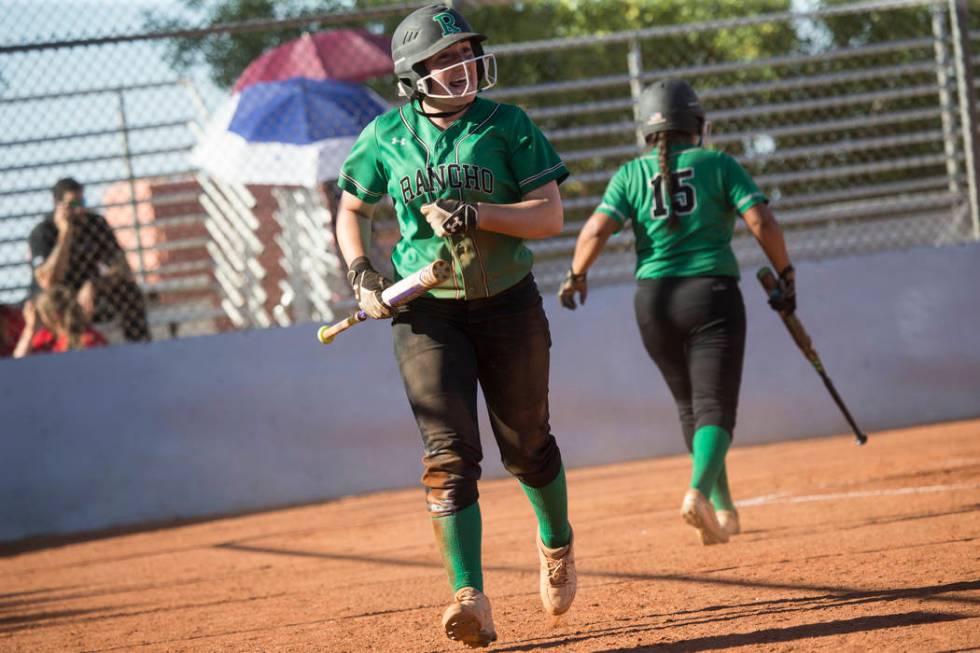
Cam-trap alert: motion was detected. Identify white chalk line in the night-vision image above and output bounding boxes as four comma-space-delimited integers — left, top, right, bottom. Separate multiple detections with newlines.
737, 482, 980, 508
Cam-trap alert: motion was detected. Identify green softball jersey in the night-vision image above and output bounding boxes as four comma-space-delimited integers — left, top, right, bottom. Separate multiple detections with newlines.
338, 97, 568, 299
596, 143, 767, 279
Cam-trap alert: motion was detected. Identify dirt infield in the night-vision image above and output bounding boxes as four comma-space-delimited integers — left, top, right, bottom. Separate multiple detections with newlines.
2, 419, 979, 652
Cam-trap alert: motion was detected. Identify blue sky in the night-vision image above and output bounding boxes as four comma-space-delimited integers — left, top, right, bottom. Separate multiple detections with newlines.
0, 0, 228, 300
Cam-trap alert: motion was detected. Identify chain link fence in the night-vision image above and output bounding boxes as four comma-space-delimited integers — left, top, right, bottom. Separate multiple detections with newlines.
0, 0, 977, 356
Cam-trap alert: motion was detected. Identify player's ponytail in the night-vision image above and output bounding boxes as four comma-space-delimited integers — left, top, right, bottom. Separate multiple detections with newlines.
655, 132, 680, 231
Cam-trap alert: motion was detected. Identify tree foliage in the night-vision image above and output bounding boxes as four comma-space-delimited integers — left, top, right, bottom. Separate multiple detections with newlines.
147, 0, 804, 90
144, 0, 354, 88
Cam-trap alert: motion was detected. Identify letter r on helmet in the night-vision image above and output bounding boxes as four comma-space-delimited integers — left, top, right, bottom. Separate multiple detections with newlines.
433, 13, 462, 36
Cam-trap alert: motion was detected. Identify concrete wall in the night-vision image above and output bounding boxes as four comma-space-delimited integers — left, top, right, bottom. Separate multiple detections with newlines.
3, 242, 978, 542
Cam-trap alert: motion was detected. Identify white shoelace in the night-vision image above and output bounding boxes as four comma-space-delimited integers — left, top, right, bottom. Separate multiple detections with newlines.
547, 555, 569, 585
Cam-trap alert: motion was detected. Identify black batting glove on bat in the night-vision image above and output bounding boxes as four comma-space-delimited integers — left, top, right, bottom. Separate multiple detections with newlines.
421, 199, 479, 237
347, 256, 393, 319
558, 268, 588, 310
767, 264, 796, 315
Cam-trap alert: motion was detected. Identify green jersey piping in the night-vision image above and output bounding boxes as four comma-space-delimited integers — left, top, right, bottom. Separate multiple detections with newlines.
339, 172, 384, 199
736, 192, 767, 212
520, 162, 565, 190
597, 203, 628, 222
339, 121, 386, 200
454, 102, 501, 298
398, 104, 464, 297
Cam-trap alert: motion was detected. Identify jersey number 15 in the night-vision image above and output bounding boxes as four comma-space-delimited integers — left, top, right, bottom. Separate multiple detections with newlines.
649, 168, 696, 220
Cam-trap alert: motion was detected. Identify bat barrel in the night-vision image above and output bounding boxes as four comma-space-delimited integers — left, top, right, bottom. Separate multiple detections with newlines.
316, 259, 451, 346
380, 259, 451, 308
820, 373, 868, 445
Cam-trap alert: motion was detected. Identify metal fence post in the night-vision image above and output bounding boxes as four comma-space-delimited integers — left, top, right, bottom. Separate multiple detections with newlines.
273, 191, 311, 325
115, 88, 148, 281
930, 5, 962, 198
179, 78, 211, 124
949, 0, 980, 239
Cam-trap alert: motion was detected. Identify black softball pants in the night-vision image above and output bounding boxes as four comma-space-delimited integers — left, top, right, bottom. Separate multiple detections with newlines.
392, 275, 563, 516
633, 276, 746, 452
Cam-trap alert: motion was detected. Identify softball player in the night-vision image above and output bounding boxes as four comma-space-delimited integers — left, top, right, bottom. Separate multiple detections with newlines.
335, 4, 575, 647
559, 79, 796, 546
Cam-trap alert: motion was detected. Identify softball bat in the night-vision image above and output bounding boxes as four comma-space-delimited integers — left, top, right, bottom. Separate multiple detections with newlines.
757, 267, 868, 445
317, 259, 451, 345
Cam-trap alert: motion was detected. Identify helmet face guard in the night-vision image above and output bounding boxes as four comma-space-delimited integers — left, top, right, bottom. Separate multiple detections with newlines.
405, 53, 497, 99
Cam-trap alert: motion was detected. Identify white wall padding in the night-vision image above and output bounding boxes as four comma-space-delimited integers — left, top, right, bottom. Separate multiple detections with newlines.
2, 242, 978, 542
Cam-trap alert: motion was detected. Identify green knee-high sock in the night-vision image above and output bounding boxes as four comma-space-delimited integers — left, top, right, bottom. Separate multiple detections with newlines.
520, 465, 572, 548
432, 502, 483, 592
690, 426, 731, 498
709, 462, 737, 512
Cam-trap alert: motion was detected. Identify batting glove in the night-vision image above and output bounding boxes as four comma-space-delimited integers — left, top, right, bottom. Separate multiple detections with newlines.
558, 268, 588, 310
347, 256, 393, 319
421, 199, 479, 237
767, 264, 796, 315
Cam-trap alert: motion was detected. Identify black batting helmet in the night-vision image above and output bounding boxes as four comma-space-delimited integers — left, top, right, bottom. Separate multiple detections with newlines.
638, 79, 705, 139
391, 4, 487, 99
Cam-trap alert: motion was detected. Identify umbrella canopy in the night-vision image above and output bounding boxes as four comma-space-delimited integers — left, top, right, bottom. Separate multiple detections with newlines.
233, 29, 393, 93
229, 78, 384, 144
191, 78, 388, 187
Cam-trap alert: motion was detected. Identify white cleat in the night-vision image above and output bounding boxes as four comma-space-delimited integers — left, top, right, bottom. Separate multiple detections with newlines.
681, 489, 729, 545
442, 587, 497, 648
716, 508, 741, 537
537, 531, 577, 615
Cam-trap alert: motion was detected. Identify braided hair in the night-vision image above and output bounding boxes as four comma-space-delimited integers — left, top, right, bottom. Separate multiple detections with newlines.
651, 131, 682, 231
653, 132, 681, 231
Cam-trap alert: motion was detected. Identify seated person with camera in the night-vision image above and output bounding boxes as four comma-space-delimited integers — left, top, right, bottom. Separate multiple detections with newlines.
29, 177, 150, 343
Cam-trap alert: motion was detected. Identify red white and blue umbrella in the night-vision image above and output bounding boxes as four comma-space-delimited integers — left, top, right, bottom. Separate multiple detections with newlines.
191, 27, 392, 188
232, 29, 392, 92
191, 77, 389, 187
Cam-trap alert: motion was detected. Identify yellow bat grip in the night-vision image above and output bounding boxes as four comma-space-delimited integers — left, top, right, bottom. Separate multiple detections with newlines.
317, 312, 365, 345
